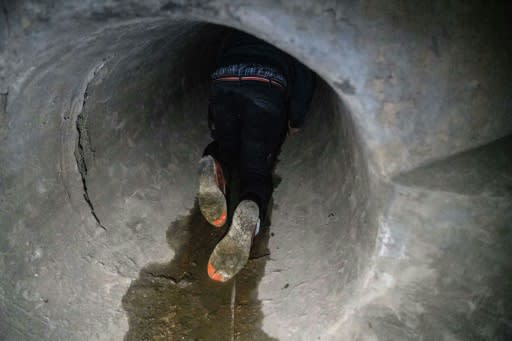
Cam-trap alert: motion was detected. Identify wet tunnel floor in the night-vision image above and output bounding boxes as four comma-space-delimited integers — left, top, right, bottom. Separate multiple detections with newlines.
122, 200, 278, 340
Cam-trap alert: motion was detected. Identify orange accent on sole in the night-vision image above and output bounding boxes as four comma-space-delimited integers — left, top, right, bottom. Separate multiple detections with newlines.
212, 210, 227, 228
208, 262, 225, 282
214, 160, 226, 194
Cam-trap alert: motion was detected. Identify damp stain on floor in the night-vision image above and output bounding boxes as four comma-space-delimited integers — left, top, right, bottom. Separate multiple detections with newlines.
122, 201, 277, 340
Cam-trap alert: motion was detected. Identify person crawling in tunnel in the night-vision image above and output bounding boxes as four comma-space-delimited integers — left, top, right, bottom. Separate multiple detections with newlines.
198, 30, 315, 282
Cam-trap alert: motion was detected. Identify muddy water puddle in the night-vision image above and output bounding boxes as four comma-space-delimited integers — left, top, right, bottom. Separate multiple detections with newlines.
122, 201, 277, 340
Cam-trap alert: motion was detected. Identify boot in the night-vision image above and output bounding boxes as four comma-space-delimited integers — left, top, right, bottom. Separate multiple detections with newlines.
207, 200, 260, 282
198, 155, 227, 228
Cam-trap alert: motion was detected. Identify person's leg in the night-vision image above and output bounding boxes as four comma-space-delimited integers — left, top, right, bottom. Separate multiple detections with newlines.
207, 82, 287, 282
238, 82, 287, 223
204, 82, 244, 170
199, 82, 244, 227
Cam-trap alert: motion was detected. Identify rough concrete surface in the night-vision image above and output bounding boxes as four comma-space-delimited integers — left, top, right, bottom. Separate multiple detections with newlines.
0, 0, 511, 340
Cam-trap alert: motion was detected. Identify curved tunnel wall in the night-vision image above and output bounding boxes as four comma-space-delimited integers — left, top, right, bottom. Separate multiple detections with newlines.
0, 1, 511, 340
75, 21, 375, 338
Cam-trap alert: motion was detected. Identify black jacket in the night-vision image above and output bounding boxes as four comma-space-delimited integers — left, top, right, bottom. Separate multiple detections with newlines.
217, 31, 316, 128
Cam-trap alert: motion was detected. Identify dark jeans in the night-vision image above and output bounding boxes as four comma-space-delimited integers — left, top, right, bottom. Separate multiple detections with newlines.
204, 80, 288, 220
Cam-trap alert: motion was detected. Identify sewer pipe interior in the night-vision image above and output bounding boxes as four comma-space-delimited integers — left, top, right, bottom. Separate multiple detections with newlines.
1, 3, 511, 340
77, 22, 373, 339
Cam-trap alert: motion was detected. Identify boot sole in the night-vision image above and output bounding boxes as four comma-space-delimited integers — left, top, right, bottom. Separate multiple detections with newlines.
198, 156, 227, 228
208, 200, 259, 282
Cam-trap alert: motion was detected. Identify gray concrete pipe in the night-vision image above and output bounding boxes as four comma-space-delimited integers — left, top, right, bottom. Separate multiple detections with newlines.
0, 1, 511, 340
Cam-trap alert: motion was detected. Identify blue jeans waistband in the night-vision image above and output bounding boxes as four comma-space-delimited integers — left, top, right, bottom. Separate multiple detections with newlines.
212, 64, 287, 87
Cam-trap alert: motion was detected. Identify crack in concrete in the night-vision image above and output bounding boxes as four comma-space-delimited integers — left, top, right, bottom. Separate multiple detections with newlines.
143, 271, 179, 284
0, 0, 9, 47
0, 92, 8, 140
0, 92, 7, 116
76, 111, 106, 230
74, 62, 107, 231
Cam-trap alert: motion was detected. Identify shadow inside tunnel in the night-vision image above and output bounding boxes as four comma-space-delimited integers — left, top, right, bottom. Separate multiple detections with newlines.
122, 196, 278, 340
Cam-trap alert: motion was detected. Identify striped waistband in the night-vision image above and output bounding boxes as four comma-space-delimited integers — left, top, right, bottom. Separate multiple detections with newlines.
211, 64, 287, 88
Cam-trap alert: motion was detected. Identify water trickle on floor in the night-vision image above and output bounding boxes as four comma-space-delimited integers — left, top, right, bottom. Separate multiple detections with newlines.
122, 200, 277, 340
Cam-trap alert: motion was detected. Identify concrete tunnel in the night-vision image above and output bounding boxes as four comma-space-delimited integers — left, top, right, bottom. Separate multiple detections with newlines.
0, 1, 511, 340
